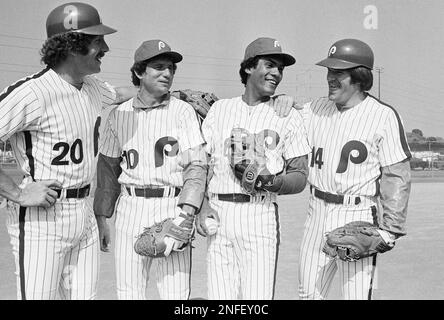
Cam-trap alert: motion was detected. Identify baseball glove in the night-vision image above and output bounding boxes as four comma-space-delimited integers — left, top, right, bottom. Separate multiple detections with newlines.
171, 89, 218, 122
228, 128, 276, 194
134, 212, 195, 258
322, 221, 394, 262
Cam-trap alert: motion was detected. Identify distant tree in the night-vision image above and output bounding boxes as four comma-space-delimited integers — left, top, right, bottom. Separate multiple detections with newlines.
412, 129, 423, 137
427, 136, 437, 142
410, 157, 427, 170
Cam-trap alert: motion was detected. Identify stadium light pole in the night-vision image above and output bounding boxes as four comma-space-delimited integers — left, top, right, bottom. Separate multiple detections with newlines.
1, 141, 5, 167
375, 67, 383, 99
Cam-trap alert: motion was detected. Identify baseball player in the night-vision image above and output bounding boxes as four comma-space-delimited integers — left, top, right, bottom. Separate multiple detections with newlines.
298, 39, 412, 300
197, 37, 311, 300
0, 2, 135, 300
93, 40, 207, 300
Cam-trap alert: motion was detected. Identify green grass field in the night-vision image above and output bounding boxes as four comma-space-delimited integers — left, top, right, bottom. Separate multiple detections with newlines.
1, 167, 443, 300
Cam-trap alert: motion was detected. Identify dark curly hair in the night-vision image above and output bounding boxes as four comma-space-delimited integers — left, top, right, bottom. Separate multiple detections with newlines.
130, 57, 177, 86
239, 56, 261, 86
40, 33, 96, 68
349, 66, 373, 91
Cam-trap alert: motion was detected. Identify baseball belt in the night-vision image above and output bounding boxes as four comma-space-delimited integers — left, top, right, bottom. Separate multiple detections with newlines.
214, 193, 268, 203
126, 186, 181, 198
55, 184, 90, 199
310, 186, 361, 205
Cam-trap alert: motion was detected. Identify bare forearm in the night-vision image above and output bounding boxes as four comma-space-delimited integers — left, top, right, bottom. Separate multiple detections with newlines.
0, 168, 62, 207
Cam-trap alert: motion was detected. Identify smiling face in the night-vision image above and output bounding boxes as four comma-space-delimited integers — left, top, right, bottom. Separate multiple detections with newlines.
74, 35, 109, 76
245, 56, 284, 98
326, 68, 361, 106
138, 56, 175, 98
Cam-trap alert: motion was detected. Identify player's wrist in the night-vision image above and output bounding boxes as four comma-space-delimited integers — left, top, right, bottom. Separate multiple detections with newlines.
376, 229, 396, 246
257, 174, 282, 193
179, 204, 197, 216
95, 215, 108, 222
14, 187, 24, 205
269, 175, 283, 192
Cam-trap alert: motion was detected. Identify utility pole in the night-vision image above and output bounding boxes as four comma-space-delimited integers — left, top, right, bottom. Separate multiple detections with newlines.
375, 67, 383, 99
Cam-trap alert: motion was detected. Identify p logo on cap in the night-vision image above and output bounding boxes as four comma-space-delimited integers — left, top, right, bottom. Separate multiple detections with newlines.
315, 39, 374, 70
328, 46, 337, 57
134, 39, 183, 63
243, 37, 296, 66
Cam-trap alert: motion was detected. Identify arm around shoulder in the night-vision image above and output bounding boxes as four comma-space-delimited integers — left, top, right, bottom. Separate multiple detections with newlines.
115, 86, 138, 104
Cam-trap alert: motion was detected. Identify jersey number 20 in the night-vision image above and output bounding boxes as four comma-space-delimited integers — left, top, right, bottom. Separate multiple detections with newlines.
51, 117, 101, 166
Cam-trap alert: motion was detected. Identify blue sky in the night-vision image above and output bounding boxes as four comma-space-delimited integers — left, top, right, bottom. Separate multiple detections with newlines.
1, 0, 443, 137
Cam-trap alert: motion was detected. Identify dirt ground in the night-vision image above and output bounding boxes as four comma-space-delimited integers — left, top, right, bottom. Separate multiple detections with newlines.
0, 168, 443, 300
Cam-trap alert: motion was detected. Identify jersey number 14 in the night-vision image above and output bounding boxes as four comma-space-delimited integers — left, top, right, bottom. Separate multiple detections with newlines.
310, 141, 368, 173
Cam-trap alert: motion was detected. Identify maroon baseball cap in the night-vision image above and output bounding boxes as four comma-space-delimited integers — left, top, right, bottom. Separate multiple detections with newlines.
46, 2, 116, 38
134, 40, 183, 63
244, 37, 296, 66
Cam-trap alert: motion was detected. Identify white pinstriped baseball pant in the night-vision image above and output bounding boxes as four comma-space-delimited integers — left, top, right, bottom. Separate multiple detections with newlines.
298, 194, 378, 300
6, 198, 99, 300
114, 192, 191, 300
206, 197, 280, 300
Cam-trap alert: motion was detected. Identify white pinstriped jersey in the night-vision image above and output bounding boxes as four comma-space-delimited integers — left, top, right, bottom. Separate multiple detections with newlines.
0, 68, 116, 188
100, 96, 205, 187
300, 95, 411, 197
202, 96, 311, 195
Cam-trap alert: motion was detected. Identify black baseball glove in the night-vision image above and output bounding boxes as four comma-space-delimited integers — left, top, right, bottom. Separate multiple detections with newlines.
134, 212, 195, 258
228, 128, 278, 194
322, 221, 395, 262
171, 89, 218, 123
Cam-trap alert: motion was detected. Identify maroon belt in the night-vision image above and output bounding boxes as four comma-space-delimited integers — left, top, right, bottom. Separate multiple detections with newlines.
310, 186, 361, 205
126, 187, 181, 198
55, 185, 90, 199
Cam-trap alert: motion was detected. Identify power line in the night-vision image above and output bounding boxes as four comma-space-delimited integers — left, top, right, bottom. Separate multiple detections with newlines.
383, 72, 444, 96
0, 33, 318, 65
0, 43, 40, 51
0, 61, 310, 86
383, 87, 444, 110
0, 62, 43, 68
0, 39, 443, 114
382, 82, 444, 101
0, 32, 44, 42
